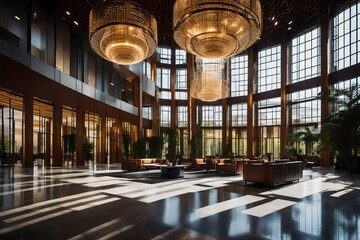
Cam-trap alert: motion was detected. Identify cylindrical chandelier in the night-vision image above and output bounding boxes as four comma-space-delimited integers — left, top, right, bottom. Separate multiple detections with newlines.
191, 57, 229, 102
89, 0, 157, 65
173, 0, 262, 59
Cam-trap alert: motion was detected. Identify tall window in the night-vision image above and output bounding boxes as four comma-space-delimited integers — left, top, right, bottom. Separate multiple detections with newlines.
231, 103, 247, 156
258, 45, 281, 92
333, 77, 360, 111
143, 61, 151, 80
258, 97, 281, 159
160, 106, 171, 127
291, 27, 320, 83
333, 2, 360, 71
176, 49, 187, 65
157, 68, 171, 100
203, 129, 222, 157
157, 47, 171, 64
175, 69, 188, 100
201, 106, 222, 127
177, 106, 188, 128
290, 87, 321, 125
230, 55, 248, 97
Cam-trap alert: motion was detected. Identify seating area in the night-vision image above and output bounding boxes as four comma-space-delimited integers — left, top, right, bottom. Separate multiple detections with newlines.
217, 158, 248, 174
121, 158, 166, 171
243, 160, 303, 186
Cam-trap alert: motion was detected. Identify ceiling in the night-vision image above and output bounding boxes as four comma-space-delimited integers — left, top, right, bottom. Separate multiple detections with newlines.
58, 0, 343, 48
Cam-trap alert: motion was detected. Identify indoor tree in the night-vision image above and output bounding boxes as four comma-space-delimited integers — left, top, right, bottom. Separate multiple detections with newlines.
318, 84, 360, 171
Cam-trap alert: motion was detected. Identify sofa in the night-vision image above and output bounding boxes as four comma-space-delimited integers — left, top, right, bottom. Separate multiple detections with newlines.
243, 161, 303, 186
193, 158, 206, 170
217, 158, 248, 174
121, 158, 166, 171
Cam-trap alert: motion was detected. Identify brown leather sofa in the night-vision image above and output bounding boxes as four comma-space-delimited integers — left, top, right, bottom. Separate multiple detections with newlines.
217, 159, 248, 174
243, 161, 303, 186
121, 160, 141, 171
121, 158, 166, 171
193, 158, 206, 170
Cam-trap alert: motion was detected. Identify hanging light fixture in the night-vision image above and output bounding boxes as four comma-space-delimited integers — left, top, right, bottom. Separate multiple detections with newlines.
89, 0, 157, 65
173, 0, 262, 59
191, 57, 229, 102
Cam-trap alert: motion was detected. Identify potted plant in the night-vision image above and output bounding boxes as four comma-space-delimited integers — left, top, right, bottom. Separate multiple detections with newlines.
82, 140, 94, 163
164, 128, 177, 166
317, 84, 360, 171
148, 136, 163, 158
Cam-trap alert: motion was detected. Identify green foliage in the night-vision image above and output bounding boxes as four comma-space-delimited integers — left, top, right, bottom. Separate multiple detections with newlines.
63, 133, 76, 154
148, 136, 162, 158
123, 134, 131, 160
286, 127, 318, 156
189, 125, 202, 158
82, 141, 94, 162
164, 128, 176, 165
132, 139, 146, 159
317, 84, 360, 169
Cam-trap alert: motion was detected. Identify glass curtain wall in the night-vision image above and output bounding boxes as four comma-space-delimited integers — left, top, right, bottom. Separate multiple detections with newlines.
258, 98, 281, 160
257, 45, 281, 93
231, 103, 247, 157
200, 106, 222, 157
62, 107, 76, 166
106, 118, 118, 164
85, 112, 100, 165
0, 91, 23, 165
33, 99, 53, 166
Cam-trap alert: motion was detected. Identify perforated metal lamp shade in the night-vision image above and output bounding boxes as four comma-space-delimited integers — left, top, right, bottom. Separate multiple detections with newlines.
89, 0, 157, 65
191, 57, 229, 102
173, 0, 262, 59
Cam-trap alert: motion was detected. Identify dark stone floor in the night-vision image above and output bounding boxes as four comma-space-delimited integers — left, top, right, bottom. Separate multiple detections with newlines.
0, 164, 359, 240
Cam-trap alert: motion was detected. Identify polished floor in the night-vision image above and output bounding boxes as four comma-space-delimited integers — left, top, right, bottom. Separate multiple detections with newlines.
0, 163, 359, 240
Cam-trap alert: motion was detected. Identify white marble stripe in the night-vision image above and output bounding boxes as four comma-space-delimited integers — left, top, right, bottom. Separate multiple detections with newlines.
46, 172, 91, 179
195, 195, 265, 219
260, 178, 348, 199
242, 199, 296, 217
101, 186, 144, 196
330, 188, 353, 197
0, 209, 73, 234
70, 197, 120, 211
68, 219, 121, 240
122, 178, 215, 199
139, 186, 207, 203
83, 180, 128, 188
0, 198, 120, 235
0, 179, 53, 188
0, 190, 101, 217
0, 182, 71, 196
4, 195, 108, 223
63, 176, 119, 184
98, 225, 135, 240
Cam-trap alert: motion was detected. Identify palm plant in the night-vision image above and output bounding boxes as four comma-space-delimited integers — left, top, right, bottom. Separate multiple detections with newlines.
286, 131, 303, 155
318, 84, 360, 170
299, 127, 319, 156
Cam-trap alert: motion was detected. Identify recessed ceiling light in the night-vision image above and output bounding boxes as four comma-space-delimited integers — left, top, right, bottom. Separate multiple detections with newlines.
274, 21, 278, 26
110, 82, 114, 86
288, 20, 293, 25
73, 20, 79, 25
15, 16, 20, 21
66, 11, 71, 16
271, 16, 275, 21
288, 27, 292, 30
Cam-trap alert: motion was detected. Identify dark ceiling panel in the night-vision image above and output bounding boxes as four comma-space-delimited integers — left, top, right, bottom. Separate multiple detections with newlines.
58, 0, 343, 48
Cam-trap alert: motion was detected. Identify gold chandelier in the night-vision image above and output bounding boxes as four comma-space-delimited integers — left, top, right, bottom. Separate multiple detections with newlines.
191, 57, 229, 102
173, 0, 262, 59
89, 0, 157, 65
